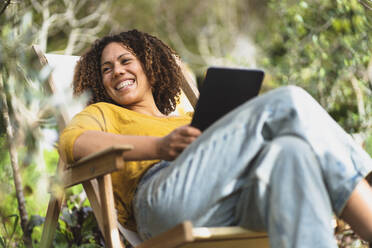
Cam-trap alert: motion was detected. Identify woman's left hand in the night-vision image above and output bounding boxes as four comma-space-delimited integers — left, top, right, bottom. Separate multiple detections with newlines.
156, 125, 201, 161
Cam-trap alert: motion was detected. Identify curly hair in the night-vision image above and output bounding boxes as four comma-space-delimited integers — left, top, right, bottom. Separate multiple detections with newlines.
73, 29, 186, 115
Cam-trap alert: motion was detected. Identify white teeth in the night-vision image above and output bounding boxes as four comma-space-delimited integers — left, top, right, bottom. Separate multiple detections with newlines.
116, 80, 134, 90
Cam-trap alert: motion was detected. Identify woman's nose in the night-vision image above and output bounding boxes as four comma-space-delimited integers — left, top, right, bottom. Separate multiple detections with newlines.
113, 64, 125, 77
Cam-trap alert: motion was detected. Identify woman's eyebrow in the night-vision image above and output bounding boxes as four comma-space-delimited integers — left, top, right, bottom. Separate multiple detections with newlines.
101, 53, 131, 67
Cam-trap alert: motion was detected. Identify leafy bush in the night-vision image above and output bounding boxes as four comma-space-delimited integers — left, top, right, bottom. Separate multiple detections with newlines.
0, 215, 19, 247
258, 0, 372, 134
52, 196, 105, 248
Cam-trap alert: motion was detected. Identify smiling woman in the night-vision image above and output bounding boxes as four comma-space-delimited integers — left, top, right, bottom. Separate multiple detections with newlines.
59, 29, 372, 247
73, 30, 184, 116
100, 43, 161, 117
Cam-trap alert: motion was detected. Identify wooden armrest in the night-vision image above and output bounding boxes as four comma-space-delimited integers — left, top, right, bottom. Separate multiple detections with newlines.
62, 145, 133, 188
136, 222, 194, 248
192, 226, 268, 241
136, 221, 268, 248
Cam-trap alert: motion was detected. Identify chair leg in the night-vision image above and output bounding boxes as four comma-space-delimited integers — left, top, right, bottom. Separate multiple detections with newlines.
83, 180, 105, 237
40, 193, 64, 248
97, 174, 124, 248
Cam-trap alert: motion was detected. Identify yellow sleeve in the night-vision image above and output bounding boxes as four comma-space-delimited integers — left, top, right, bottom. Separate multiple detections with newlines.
58, 105, 106, 163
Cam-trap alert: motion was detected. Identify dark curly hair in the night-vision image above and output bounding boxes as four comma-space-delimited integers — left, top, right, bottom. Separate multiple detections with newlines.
73, 29, 186, 115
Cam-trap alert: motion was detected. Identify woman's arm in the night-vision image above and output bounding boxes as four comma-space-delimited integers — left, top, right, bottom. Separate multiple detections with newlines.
73, 125, 201, 161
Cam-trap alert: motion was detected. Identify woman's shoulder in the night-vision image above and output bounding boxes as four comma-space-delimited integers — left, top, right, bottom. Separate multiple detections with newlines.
79, 102, 133, 116
69, 102, 130, 126
82, 102, 121, 112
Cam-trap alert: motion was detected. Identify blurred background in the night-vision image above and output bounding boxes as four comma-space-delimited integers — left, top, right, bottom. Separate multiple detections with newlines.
0, 0, 371, 247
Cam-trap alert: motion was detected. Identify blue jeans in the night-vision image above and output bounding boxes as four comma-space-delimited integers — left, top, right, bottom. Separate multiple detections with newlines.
133, 86, 372, 247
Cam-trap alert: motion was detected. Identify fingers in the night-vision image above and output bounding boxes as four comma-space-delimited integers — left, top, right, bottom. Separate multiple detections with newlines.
172, 126, 201, 147
178, 125, 202, 138
158, 125, 202, 161
170, 140, 191, 150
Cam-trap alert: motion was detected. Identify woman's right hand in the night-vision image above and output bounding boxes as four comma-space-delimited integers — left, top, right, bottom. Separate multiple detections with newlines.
157, 125, 201, 161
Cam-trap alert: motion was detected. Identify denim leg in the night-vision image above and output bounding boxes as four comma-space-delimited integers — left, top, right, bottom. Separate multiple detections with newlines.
133, 86, 372, 241
236, 136, 337, 248
256, 86, 372, 215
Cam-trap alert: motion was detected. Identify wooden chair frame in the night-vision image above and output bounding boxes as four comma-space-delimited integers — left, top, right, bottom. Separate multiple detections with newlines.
33, 45, 269, 248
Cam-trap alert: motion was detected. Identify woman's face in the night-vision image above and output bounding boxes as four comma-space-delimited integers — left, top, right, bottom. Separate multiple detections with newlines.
100, 42, 154, 109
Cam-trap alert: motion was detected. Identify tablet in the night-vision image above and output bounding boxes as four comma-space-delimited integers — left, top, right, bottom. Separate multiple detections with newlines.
190, 67, 264, 131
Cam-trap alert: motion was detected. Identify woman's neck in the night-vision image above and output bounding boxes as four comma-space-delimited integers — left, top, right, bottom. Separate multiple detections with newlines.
125, 102, 166, 118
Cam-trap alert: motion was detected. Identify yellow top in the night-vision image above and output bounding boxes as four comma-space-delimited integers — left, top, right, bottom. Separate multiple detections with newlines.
59, 102, 192, 230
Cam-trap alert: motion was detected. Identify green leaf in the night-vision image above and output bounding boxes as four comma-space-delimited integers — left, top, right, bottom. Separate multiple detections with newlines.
0, 236, 6, 248
26, 215, 44, 234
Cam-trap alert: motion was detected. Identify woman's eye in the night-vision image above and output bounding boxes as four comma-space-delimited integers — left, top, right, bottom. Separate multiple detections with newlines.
121, 59, 130, 64
102, 67, 111, 73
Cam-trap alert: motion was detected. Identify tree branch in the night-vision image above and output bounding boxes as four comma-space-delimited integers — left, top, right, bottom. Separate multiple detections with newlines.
359, 0, 372, 11
0, 72, 31, 247
368, 59, 372, 90
350, 75, 366, 119
0, 0, 11, 17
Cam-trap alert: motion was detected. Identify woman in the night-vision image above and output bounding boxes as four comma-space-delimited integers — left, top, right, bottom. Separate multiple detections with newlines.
59, 29, 372, 247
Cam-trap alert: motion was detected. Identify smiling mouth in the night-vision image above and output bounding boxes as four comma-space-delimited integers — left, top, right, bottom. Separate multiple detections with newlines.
116, 80, 135, 90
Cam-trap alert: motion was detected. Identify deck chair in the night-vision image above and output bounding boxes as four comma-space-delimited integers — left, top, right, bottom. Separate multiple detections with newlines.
32, 45, 270, 248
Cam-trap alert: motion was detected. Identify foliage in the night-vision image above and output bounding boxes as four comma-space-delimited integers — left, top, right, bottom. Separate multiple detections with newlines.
0, 149, 56, 246
1, 4, 44, 246
0, 0, 105, 245
25, 0, 113, 54
335, 221, 369, 248
258, 0, 372, 134
366, 135, 372, 156
0, 215, 19, 248
1, 3, 60, 245
110, 0, 267, 75
0, 4, 56, 159
52, 195, 104, 248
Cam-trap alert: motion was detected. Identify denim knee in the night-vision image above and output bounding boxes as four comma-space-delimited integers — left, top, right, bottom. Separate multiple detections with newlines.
270, 135, 318, 175
235, 136, 321, 229
279, 85, 315, 104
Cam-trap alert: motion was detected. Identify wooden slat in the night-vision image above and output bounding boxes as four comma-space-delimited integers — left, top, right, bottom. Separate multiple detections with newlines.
40, 192, 64, 248
98, 175, 124, 247
136, 222, 194, 248
62, 146, 132, 188
179, 238, 270, 248
68, 145, 132, 168
178, 61, 199, 108
84, 179, 126, 248
32, 44, 70, 130
31, 45, 56, 94
40, 158, 67, 247
190, 226, 269, 248
83, 180, 105, 239
192, 226, 268, 240
136, 222, 269, 248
